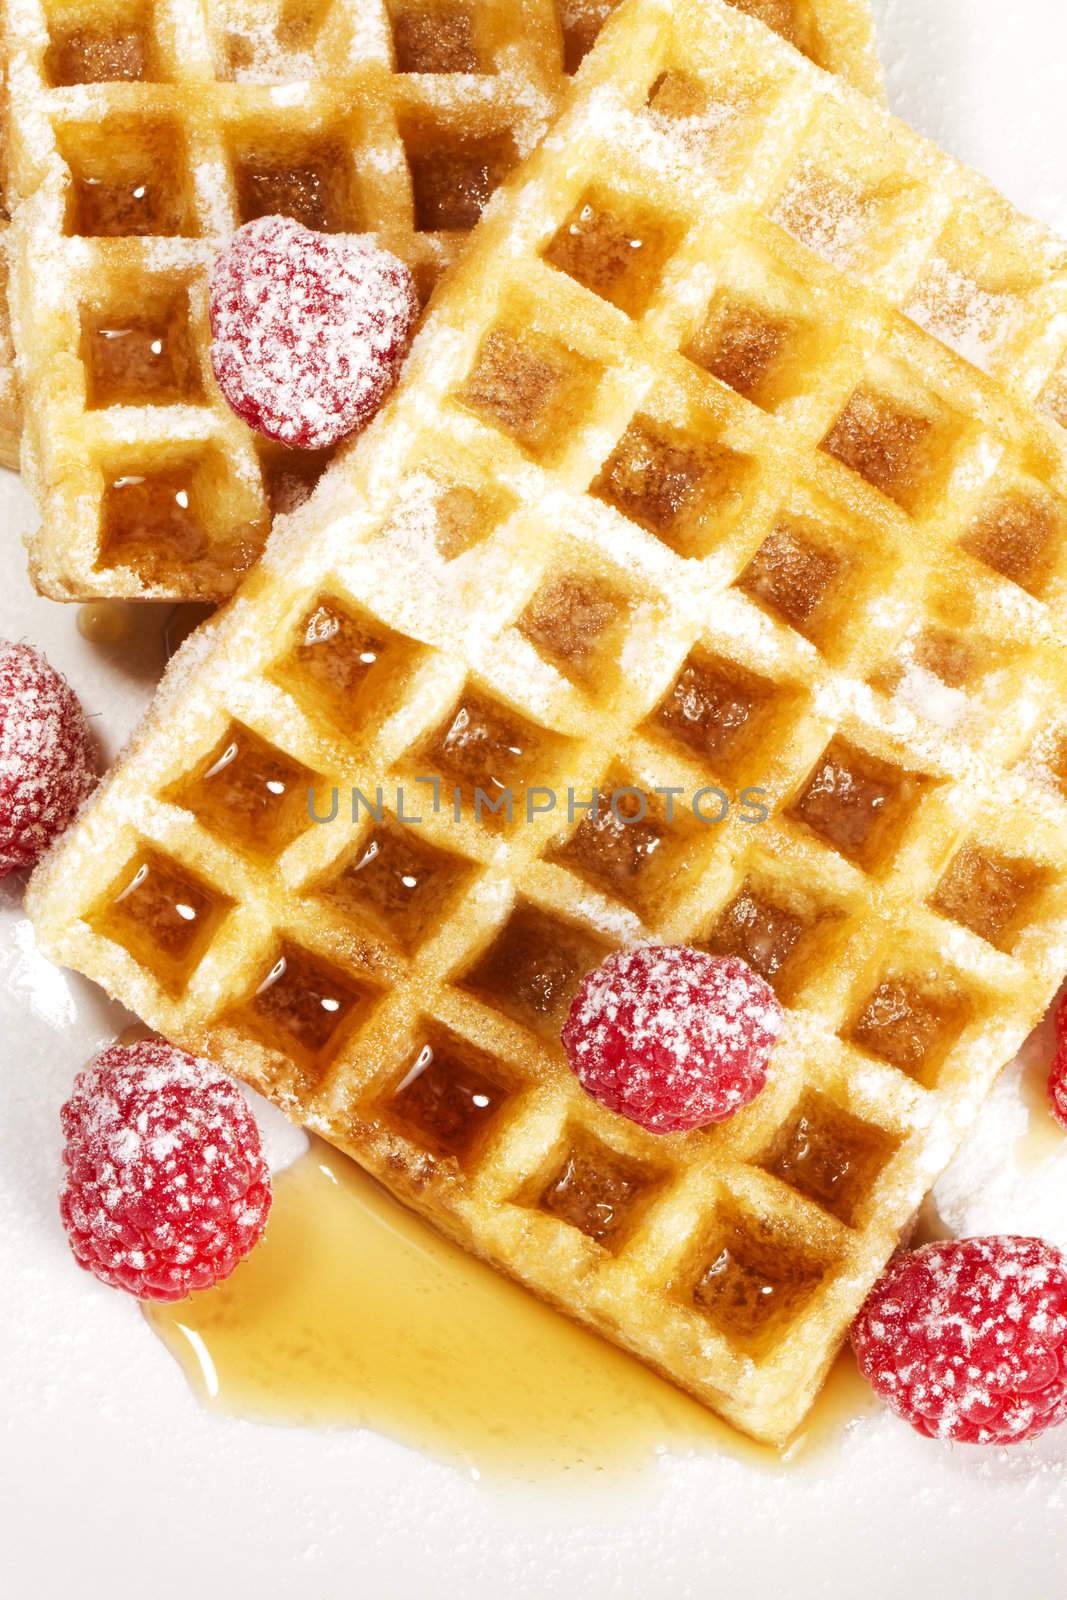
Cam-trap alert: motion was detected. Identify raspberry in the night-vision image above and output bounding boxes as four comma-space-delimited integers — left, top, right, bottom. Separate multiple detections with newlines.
561, 945, 782, 1134
1048, 991, 1067, 1131
851, 1236, 1067, 1444
0, 639, 97, 877
209, 215, 418, 450
59, 1041, 272, 1302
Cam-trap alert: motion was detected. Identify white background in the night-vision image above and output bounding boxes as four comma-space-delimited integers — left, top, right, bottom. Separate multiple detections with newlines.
4, 3, 1067, 1594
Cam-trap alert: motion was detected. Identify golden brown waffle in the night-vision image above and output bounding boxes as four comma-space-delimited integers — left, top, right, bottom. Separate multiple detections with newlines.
0, 297, 18, 469
0, 0, 882, 599
30, 0, 1067, 1444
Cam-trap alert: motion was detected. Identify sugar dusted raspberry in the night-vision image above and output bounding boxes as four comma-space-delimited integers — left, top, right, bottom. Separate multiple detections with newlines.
209, 215, 418, 451
1048, 992, 1067, 1131
852, 1236, 1067, 1445
0, 639, 97, 877
60, 1041, 271, 1302
561, 945, 782, 1134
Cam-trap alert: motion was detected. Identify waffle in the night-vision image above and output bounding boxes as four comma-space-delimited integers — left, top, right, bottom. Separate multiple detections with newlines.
0, 0, 882, 599
28, 0, 1067, 1445
0, 298, 18, 469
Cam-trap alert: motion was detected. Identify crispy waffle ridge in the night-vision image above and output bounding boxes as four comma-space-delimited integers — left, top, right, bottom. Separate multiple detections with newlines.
0, 0, 882, 599
29, 0, 1067, 1444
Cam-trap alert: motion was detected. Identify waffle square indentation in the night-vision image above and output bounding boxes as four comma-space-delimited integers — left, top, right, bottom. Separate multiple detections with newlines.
90, 846, 231, 994
458, 901, 611, 1041
384, 1023, 515, 1165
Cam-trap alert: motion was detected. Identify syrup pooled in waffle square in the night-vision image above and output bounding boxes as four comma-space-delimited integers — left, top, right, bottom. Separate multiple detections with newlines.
28, 0, 1067, 1443
0, 0, 881, 599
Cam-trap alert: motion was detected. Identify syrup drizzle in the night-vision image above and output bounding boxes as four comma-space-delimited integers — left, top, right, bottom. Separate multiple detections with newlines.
146, 1140, 876, 1480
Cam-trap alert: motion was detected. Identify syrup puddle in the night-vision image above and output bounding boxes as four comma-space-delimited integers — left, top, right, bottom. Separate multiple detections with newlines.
145, 1139, 875, 1481
77, 601, 213, 670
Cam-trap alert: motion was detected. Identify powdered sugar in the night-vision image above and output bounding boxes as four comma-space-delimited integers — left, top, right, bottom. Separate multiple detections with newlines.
208, 215, 418, 450
905, 257, 1022, 373
891, 662, 969, 731
773, 165, 873, 267
0, 917, 77, 1029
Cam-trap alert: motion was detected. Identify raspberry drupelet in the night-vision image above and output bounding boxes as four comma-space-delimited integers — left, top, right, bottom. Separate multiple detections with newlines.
60, 1041, 272, 1302
562, 944, 783, 1134
209, 215, 419, 451
852, 1236, 1067, 1444
1048, 991, 1067, 1131
0, 639, 97, 877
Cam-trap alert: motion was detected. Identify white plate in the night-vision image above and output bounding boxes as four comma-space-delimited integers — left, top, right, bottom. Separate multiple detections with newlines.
4, 3, 1067, 1592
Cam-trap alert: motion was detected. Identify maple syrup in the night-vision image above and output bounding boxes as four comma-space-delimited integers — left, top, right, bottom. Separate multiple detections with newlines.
390, 3, 482, 74
685, 297, 792, 408
405, 131, 516, 232
64, 113, 192, 238
517, 572, 626, 682
321, 820, 474, 954
759, 1089, 898, 1228
76, 600, 213, 668
101, 466, 207, 571
548, 777, 688, 919
652, 651, 772, 770
233, 144, 355, 234
544, 194, 678, 318
235, 943, 374, 1083
821, 387, 936, 514
82, 307, 201, 408
458, 325, 600, 459
688, 1201, 835, 1350
536, 1132, 659, 1251
931, 844, 1045, 953
145, 1139, 877, 1480
168, 722, 318, 859
77, 601, 133, 648
592, 414, 753, 560
387, 1026, 513, 1165
702, 882, 810, 993
45, 23, 149, 87
458, 900, 610, 1043
90, 847, 231, 994
848, 976, 969, 1086
788, 737, 924, 872
739, 521, 845, 642
424, 690, 546, 813
273, 597, 400, 732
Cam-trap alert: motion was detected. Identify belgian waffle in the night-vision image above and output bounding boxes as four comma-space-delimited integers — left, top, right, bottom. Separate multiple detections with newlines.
29, 0, 1067, 1444
0, 0, 882, 599
0, 304, 17, 469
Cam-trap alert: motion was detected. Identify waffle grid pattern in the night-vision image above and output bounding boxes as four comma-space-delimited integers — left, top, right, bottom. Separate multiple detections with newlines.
29, 0, 1067, 1442
0, 0, 880, 598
